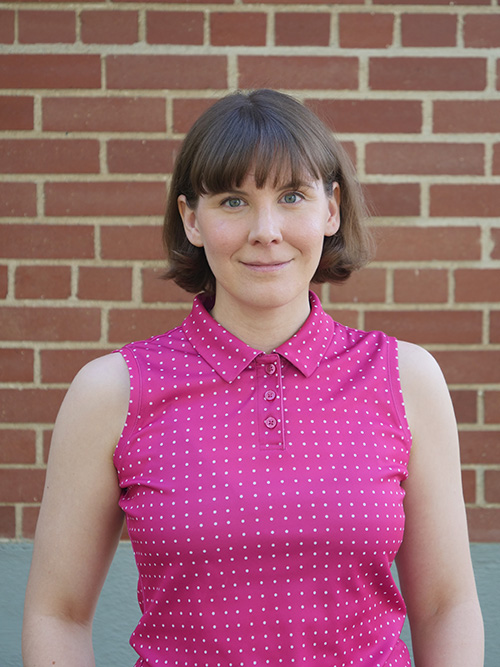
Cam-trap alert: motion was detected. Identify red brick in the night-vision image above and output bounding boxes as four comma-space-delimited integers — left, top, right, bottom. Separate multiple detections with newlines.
0, 55, 101, 89
108, 308, 190, 343
376, 226, 481, 262
466, 507, 500, 542
0, 349, 34, 383
450, 390, 477, 425
339, 13, 393, 48
0, 96, 34, 130
15, 0, 105, 2
0, 387, 65, 424
373, 0, 489, 5
0, 140, 99, 175
363, 183, 420, 217
44, 181, 166, 217
245, 0, 357, 4
433, 351, 500, 385
22, 506, 40, 539
81, 10, 138, 44
107, 140, 182, 174
364, 310, 482, 345
490, 311, 500, 344
484, 391, 500, 425
15, 265, 71, 300
430, 185, 500, 217
142, 270, 193, 303
365, 142, 483, 176
0, 429, 36, 464
211, 11, 266, 47
459, 430, 499, 466
238, 56, 358, 90
42, 430, 52, 464
101, 225, 164, 261
341, 141, 357, 169
172, 98, 221, 134
114, 0, 232, 3
106, 55, 227, 90
307, 99, 422, 134
43, 96, 166, 132
455, 269, 500, 303
0, 183, 36, 217
0, 265, 7, 298
393, 269, 448, 304
275, 13, 329, 47
0, 307, 101, 342
461, 469, 476, 504
330, 268, 386, 304
0, 11, 14, 43
19, 10, 76, 43
370, 57, 486, 91
492, 228, 500, 259
0, 225, 94, 260
434, 101, 500, 133
401, 14, 456, 47
78, 266, 132, 301
0, 507, 15, 539
41, 348, 112, 384
485, 470, 500, 502
324, 309, 360, 329
0, 469, 46, 503
147, 11, 203, 45
493, 144, 500, 175
464, 14, 500, 48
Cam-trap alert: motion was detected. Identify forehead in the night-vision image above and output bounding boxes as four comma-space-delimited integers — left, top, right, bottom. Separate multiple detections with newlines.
196, 145, 321, 197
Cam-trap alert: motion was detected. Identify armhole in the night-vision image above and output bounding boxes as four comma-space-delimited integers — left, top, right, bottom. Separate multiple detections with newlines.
112, 346, 142, 464
387, 336, 413, 454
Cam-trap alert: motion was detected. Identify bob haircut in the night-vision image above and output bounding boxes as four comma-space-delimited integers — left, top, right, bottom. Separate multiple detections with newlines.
163, 89, 372, 294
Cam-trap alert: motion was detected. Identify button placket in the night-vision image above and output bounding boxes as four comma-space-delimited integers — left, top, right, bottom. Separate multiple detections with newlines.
256, 354, 285, 451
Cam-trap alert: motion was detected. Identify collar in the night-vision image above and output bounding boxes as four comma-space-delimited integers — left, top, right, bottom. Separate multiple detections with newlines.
182, 291, 335, 383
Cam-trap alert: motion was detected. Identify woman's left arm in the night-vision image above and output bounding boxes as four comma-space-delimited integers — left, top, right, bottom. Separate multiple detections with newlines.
396, 341, 484, 667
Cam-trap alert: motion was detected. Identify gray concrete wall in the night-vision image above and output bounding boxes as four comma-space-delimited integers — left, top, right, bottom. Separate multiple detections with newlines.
2, 542, 498, 666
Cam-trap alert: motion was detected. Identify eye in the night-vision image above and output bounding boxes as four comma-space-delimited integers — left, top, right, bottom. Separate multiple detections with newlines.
281, 192, 303, 204
222, 197, 244, 208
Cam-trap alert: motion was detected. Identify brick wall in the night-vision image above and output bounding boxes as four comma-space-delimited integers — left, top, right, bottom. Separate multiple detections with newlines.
0, 0, 499, 542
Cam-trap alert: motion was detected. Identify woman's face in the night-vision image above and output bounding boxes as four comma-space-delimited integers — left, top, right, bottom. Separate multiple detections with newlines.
178, 172, 340, 322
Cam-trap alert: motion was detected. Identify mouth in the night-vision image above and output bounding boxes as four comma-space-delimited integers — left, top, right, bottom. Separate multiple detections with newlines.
241, 260, 291, 272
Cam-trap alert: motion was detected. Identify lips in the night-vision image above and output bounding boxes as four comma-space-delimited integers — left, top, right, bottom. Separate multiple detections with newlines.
241, 260, 291, 271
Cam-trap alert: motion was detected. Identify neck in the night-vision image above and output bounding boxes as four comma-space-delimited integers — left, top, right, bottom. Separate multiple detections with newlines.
210, 295, 311, 353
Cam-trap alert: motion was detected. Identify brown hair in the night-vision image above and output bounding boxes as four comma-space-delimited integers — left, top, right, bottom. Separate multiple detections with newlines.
163, 89, 372, 294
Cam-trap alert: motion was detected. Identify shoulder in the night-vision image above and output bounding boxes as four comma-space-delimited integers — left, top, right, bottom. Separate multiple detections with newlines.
69, 352, 130, 402
396, 340, 455, 439
397, 339, 444, 383
57, 353, 130, 448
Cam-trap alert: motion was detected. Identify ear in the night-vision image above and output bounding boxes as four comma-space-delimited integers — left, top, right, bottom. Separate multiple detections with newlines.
178, 195, 204, 248
324, 182, 341, 237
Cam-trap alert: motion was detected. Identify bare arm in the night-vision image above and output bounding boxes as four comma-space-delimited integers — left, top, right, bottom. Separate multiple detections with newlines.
396, 342, 484, 666
22, 353, 130, 667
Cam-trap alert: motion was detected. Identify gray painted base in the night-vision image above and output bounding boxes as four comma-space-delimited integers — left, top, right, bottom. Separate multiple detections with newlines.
2, 542, 498, 666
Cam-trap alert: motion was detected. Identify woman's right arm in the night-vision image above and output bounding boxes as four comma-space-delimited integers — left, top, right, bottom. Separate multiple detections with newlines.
22, 353, 131, 667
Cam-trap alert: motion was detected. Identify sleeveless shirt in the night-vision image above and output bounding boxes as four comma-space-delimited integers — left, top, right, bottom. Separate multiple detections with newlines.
114, 291, 413, 666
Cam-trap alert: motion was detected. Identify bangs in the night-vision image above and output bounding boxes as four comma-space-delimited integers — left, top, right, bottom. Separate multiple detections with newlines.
188, 110, 325, 197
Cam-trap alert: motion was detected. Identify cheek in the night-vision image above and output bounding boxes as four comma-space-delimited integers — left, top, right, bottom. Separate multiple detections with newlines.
294, 227, 327, 255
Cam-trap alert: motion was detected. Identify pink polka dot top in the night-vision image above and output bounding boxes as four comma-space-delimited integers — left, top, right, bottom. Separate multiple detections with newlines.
114, 291, 412, 666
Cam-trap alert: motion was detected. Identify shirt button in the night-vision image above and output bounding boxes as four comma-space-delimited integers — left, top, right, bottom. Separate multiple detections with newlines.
264, 390, 276, 401
264, 416, 277, 429
265, 363, 276, 375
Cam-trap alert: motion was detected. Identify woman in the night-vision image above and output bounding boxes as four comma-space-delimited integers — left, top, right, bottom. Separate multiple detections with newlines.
23, 89, 483, 666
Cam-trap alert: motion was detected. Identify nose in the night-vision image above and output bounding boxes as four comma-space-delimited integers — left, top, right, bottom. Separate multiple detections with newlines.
247, 204, 283, 245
